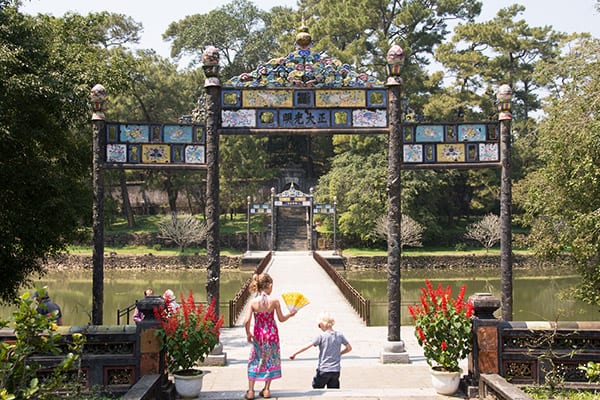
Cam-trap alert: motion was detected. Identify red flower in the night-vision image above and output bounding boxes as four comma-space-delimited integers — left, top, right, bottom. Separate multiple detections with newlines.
407, 280, 473, 372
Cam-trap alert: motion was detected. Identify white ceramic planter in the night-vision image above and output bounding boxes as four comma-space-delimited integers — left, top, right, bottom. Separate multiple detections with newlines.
430, 366, 462, 395
173, 369, 206, 398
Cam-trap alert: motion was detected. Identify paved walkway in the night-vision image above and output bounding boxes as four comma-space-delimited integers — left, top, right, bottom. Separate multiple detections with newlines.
197, 251, 468, 399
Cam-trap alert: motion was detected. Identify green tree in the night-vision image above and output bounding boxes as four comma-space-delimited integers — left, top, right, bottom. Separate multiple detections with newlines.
514, 37, 600, 307
163, 0, 277, 76
436, 4, 565, 121
0, 3, 137, 303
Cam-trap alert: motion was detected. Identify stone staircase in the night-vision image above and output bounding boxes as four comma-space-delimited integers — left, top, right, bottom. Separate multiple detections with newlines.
275, 207, 308, 250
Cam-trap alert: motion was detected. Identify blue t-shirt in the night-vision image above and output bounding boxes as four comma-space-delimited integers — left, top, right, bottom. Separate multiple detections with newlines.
312, 330, 349, 372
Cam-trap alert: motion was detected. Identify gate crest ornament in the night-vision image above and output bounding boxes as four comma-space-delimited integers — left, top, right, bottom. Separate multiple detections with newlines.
223, 25, 382, 88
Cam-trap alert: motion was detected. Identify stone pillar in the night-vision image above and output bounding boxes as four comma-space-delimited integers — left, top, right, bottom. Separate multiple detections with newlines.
497, 84, 513, 321
381, 44, 409, 364
136, 295, 175, 399
465, 292, 502, 397
90, 84, 107, 326
202, 46, 222, 316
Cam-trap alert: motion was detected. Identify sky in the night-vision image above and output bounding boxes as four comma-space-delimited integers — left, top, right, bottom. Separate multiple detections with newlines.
20, 0, 600, 64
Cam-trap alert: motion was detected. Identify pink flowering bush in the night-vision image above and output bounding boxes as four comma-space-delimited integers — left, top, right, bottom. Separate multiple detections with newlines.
408, 279, 474, 372
154, 291, 224, 373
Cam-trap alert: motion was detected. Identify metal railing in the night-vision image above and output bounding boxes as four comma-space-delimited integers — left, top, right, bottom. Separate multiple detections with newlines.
228, 251, 272, 327
117, 302, 138, 325
312, 252, 370, 325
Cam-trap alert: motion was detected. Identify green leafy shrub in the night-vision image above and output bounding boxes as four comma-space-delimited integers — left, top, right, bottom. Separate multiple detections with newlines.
0, 288, 85, 399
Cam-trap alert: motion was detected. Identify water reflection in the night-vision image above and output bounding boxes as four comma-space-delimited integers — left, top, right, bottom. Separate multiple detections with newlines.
344, 267, 599, 326
1, 266, 597, 327
0, 269, 253, 326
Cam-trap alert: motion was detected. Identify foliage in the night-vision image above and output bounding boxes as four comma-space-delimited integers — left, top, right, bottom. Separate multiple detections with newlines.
0, 289, 86, 399
464, 213, 501, 252
408, 280, 473, 372
579, 361, 600, 383
158, 213, 208, 253
373, 214, 425, 249
0, 4, 142, 303
163, 0, 277, 75
514, 37, 600, 307
154, 292, 224, 373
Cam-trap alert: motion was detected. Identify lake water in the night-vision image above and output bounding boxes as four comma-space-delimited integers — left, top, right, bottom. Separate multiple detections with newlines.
343, 266, 599, 325
0, 269, 253, 326
1, 266, 597, 326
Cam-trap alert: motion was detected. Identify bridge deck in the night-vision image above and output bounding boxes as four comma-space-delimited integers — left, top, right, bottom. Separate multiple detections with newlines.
198, 252, 466, 398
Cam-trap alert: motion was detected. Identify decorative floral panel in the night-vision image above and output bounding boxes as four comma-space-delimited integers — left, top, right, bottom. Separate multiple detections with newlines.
242, 89, 293, 107
401, 123, 500, 166
103, 123, 206, 167
142, 145, 170, 163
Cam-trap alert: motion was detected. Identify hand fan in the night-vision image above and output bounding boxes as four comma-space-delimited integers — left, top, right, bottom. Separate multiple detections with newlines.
281, 292, 310, 312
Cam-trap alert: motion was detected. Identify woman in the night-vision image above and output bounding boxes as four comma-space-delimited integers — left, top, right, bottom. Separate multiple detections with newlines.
244, 273, 296, 399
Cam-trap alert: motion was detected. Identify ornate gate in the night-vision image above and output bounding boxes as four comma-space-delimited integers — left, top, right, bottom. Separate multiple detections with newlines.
90, 24, 513, 359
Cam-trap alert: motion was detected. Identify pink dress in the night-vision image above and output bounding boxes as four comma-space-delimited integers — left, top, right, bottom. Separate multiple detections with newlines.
247, 293, 281, 381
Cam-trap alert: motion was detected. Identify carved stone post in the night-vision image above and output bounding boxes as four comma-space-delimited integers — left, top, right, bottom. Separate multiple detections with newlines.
497, 85, 513, 321
203, 46, 222, 315
465, 293, 502, 397
136, 295, 175, 399
90, 84, 107, 326
381, 45, 409, 363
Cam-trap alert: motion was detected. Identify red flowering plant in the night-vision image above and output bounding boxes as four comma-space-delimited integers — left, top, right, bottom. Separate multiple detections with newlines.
408, 279, 474, 372
154, 291, 224, 375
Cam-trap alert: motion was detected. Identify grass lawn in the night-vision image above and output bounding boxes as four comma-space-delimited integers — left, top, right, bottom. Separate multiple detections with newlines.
74, 214, 529, 257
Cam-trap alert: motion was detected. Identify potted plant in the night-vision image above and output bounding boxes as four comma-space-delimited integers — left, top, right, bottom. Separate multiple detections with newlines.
408, 279, 474, 395
154, 291, 224, 398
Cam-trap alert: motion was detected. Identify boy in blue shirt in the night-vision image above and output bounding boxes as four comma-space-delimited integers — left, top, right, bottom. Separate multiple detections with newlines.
289, 311, 352, 389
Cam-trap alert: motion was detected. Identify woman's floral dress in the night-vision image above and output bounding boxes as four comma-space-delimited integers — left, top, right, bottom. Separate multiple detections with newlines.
248, 293, 281, 381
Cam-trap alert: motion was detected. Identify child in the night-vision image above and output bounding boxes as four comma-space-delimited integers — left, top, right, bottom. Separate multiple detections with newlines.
289, 311, 352, 389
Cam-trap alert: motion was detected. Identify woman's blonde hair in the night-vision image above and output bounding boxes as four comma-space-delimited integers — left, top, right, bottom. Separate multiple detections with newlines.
249, 273, 273, 293
318, 311, 335, 329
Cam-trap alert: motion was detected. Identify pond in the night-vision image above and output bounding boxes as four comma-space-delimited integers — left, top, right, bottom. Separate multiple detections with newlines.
1, 265, 597, 327
0, 269, 253, 326
343, 266, 599, 325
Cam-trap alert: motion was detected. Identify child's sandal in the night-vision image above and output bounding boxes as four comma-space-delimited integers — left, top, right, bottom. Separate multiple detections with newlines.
244, 390, 254, 400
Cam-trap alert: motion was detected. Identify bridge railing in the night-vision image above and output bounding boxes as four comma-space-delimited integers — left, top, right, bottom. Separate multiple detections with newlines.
228, 251, 272, 327
312, 252, 370, 325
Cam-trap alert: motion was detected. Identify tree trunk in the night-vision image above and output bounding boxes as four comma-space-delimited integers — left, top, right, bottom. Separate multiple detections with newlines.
119, 169, 135, 227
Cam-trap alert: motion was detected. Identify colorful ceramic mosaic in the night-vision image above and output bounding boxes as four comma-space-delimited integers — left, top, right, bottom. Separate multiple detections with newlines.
104, 123, 206, 166
402, 123, 500, 165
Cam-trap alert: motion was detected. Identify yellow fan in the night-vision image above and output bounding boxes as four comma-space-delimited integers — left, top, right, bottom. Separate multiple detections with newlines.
281, 292, 310, 312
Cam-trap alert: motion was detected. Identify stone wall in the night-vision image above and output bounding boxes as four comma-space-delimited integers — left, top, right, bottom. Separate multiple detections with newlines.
45, 253, 567, 271
342, 254, 567, 270
46, 254, 241, 270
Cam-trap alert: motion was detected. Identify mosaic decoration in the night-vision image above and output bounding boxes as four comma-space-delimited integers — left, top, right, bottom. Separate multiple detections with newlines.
242, 90, 293, 107
120, 124, 149, 142
142, 145, 170, 163
403, 144, 423, 163
402, 123, 500, 166
352, 109, 387, 127
222, 110, 256, 127
220, 24, 387, 132
437, 144, 466, 162
274, 183, 311, 207
106, 144, 127, 163
185, 146, 205, 164
104, 123, 206, 167
315, 90, 366, 107
164, 124, 193, 143
251, 204, 271, 214
313, 204, 335, 214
